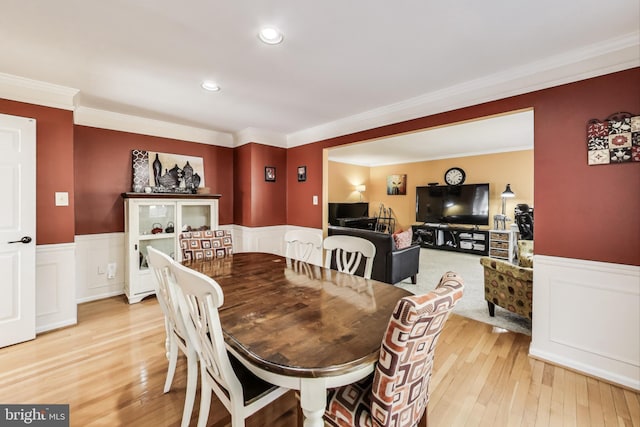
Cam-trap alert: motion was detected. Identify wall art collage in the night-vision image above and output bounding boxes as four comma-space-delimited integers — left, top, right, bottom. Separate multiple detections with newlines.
587, 112, 639, 165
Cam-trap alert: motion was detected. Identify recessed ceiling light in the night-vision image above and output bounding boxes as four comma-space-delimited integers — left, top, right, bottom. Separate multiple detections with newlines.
258, 26, 283, 45
201, 80, 220, 92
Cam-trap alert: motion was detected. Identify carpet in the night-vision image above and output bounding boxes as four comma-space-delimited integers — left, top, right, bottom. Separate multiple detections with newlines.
395, 248, 532, 335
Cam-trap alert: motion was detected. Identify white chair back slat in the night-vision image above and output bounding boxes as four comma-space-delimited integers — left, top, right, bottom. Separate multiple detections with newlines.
323, 235, 376, 279
146, 246, 197, 427
170, 262, 241, 404
169, 261, 289, 426
284, 230, 322, 264
147, 247, 187, 339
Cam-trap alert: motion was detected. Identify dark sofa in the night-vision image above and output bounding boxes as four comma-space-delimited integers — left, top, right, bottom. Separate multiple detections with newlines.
328, 225, 420, 285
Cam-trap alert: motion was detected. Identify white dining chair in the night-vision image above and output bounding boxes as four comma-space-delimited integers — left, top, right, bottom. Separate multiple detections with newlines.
146, 246, 198, 427
323, 234, 376, 279
284, 229, 322, 264
169, 261, 290, 427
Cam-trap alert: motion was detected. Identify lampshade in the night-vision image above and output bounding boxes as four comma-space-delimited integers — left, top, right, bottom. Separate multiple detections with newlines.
501, 184, 515, 198
355, 185, 366, 192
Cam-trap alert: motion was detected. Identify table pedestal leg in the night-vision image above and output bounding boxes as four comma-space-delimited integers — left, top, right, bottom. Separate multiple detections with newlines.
300, 378, 327, 427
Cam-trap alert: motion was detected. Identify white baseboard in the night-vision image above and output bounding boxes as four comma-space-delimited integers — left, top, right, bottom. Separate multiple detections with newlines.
531, 255, 640, 391
35, 318, 77, 334
76, 289, 125, 305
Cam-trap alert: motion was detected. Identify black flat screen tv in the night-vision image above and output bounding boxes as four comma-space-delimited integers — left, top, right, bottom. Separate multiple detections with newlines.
328, 202, 369, 226
416, 184, 490, 225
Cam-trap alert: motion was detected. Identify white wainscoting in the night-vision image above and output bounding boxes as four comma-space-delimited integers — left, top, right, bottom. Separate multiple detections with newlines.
73, 226, 324, 306
229, 225, 323, 265
75, 233, 126, 303
530, 255, 640, 391
36, 243, 77, 333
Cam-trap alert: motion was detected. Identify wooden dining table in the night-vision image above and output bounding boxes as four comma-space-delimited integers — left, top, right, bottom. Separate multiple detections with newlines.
183, 252, 412, 427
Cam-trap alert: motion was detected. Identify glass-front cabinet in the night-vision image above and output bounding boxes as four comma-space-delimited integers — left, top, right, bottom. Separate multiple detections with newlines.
123, 193, 221, 303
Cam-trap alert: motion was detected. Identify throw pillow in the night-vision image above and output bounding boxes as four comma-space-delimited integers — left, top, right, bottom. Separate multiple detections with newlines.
393, 229, 412, 249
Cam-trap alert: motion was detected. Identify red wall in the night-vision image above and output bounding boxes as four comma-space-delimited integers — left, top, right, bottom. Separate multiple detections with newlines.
5, 67, 638, 267
233, 144, 252, 225
233, 143, 287, 227
286, 146, 322, 229
287, 68, 640, 266
0, 99, 75, 245
74, 125, 234, 234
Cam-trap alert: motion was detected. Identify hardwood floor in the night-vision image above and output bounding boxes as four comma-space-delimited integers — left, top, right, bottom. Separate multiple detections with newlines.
0, 296, 637, 427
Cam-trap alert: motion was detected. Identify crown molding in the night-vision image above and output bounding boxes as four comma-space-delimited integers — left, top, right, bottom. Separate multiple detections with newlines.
233, 127, 288, 148
74, 107, 234, 147
0, 72, 78, 110
287, 32, 640, 147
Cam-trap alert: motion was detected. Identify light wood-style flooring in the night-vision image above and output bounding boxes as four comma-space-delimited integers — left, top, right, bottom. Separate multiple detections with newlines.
0, 296, 637, 426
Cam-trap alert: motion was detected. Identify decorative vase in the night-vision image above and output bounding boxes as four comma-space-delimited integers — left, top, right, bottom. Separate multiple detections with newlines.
152, 153, 162, 187
192, 172, 201, 190
183, 161, 194, 189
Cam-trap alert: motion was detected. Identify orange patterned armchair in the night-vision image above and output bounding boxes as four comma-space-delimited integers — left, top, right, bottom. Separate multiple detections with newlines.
480, 240, 533, 320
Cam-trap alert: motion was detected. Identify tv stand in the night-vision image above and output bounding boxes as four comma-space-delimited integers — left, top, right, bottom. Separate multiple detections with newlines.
412, 224, 488, 256
336, 217, 377, 230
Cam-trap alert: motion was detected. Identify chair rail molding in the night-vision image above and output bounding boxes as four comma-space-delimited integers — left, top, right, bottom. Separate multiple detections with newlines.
530, 254, 640, 391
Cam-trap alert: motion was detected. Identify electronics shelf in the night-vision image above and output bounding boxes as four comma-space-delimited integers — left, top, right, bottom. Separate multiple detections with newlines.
488, 229, 518, 263
411, 224, 488, 256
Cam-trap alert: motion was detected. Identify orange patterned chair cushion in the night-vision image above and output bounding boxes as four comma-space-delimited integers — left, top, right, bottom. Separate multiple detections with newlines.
179, 230, 233, 261
324, 271, 464, 427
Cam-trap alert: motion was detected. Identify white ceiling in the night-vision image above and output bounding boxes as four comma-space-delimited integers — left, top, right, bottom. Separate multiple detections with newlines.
0, 1, 638, 148
327, 109, 534, 166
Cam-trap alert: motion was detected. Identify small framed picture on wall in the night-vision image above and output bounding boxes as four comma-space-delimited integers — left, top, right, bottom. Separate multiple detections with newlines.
386, 174, 407, 195
265, 166, 276, 182
297, 165, 307, 182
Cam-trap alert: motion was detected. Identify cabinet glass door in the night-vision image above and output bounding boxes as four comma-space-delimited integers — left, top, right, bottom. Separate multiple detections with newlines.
138, 204, 175, 237
137, 203, 176, 270
139, 238, 175, 269
180, 203, 212, 232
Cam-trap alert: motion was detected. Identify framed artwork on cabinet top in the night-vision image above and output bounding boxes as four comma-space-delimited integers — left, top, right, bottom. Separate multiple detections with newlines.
131, 149, 205, 193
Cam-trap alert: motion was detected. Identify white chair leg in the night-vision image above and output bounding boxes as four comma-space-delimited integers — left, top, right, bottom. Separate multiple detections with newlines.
231, 404, 246, 427
231, 416, 245, 427
180, 349, 198, 427
163, 334, 178, 393
197, 371, 212, 427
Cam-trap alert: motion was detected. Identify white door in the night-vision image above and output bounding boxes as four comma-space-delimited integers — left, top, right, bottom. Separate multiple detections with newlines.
0, 113, 36, 348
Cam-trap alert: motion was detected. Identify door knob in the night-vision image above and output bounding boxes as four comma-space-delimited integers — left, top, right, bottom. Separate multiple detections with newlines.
8, 236, 32, 244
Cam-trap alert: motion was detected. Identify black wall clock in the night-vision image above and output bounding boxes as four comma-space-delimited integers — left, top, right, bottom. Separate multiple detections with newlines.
444, 167, 466, 185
